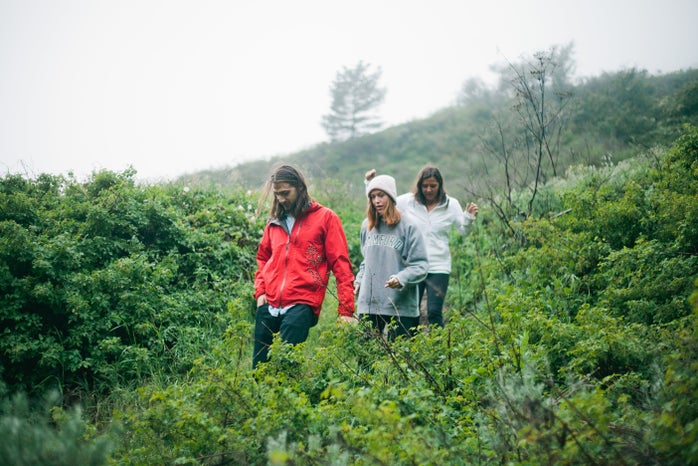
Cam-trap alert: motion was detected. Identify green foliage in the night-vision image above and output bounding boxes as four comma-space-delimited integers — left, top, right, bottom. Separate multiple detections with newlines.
573, 68, 658, 146
0, 388, 114, 466
648, 309, 698, 464
114, 314, 493, 465
0, 170, 262, 399
448, 126, 697, 463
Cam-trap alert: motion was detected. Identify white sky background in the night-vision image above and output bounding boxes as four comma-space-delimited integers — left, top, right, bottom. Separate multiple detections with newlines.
1, 0, 697, 182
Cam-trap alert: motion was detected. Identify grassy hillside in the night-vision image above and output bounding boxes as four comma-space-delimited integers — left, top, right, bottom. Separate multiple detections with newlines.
179, 67, 698, 208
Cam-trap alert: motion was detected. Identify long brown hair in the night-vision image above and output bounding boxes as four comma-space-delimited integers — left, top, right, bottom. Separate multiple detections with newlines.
366, 192, 401, 230
261, 164, 312, 219
412, 164, 447, 206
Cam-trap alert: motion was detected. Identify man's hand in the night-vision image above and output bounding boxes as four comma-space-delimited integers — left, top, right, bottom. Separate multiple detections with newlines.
256, 294, 268, 307
338, 314, 358, 325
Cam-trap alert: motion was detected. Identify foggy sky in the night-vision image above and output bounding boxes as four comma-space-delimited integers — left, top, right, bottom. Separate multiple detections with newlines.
1, 0, 697, 182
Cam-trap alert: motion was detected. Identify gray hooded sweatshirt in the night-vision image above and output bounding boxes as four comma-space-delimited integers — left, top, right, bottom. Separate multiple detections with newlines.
355, 213, 428, 317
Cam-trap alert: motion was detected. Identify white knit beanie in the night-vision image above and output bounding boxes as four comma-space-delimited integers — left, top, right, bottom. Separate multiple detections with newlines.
366, 174, 398, 203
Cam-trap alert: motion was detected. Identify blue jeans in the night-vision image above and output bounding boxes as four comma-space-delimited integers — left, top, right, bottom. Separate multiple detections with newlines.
418, 273, 450, 327
252, 303, 318, 368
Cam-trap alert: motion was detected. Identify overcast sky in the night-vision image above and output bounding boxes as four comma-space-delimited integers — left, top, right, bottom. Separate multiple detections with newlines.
2, 0, 697, 182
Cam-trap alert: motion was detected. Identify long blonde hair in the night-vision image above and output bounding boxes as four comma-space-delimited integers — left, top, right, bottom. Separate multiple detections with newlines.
366, 193, 401, 230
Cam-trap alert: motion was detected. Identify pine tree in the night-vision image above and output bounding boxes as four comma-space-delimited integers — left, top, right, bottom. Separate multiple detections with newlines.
322, 61, 386, 141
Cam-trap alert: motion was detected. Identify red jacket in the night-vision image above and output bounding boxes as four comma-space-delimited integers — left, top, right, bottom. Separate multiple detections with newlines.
254, 201, 355, 317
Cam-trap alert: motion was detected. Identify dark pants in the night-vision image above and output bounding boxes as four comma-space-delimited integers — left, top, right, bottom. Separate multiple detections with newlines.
358, 314, 419, 373
361, 313, 420, 340
252, 304, 318, 369
418, 273, 450, 327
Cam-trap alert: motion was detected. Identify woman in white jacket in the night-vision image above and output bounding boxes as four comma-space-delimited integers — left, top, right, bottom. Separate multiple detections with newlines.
365, 165, 478, 327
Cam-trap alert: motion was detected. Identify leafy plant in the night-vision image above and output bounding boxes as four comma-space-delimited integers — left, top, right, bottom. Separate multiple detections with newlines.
0, 388, 115, 466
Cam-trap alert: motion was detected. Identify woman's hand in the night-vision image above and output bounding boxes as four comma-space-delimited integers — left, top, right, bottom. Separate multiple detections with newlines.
466, 202, 479, 217
385, 276, 401, 289
256, 294, 268, 307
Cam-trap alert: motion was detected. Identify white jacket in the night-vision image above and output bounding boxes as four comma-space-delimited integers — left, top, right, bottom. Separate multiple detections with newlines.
396, 193, 474, 274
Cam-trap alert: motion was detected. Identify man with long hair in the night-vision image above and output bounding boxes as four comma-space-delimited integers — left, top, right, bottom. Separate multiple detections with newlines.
253, 164, 356, 368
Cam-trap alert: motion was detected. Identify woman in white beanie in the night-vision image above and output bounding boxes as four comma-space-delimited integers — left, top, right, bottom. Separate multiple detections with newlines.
354, 174, 429, 339
365, 165, 478, 327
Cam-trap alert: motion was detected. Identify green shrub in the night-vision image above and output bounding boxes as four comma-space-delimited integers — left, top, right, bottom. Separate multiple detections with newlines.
0, 389, 114, 466
0, 170, 262, 400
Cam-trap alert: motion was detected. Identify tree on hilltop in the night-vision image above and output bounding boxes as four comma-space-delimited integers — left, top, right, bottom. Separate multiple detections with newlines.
322, 61, 386, 141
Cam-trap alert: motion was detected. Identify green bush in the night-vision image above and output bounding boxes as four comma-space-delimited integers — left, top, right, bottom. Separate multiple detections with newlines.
0, 170, 262, 399
0, 388, 114, 466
